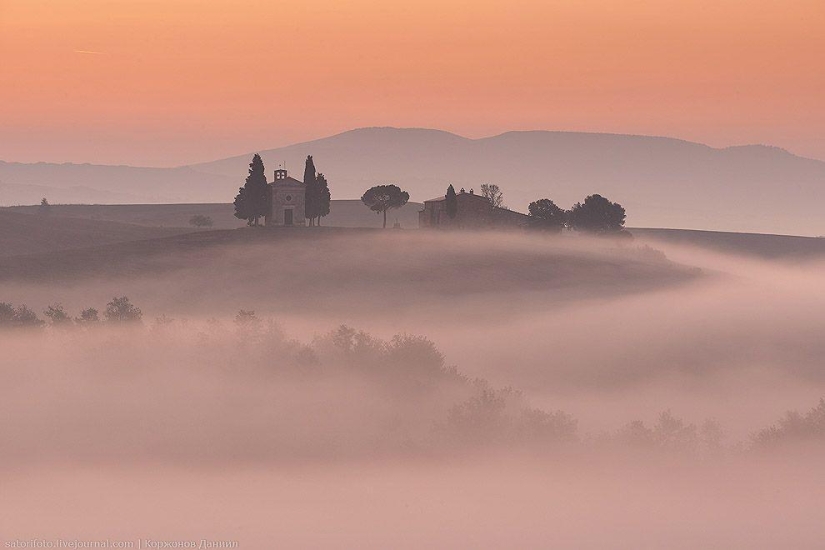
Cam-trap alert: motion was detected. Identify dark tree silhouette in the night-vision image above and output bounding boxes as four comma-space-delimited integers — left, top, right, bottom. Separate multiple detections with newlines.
568, 194, 626, 233
445, 184, 458, 219
0, 302, 44, 328
235, 309, 260, 328
39, 197, 51, 214
480, 184, 504, 208
105, 296, 142, 324
233, 186, 251, 225
233, 154, 269, 226
44, 303, 72, 326
528, 198, 566, 231
361, 184, 410, 228
752, 398, 825, 449
316, 172, 331, 226
303, 155, 319, 226
76, 308, 100, 324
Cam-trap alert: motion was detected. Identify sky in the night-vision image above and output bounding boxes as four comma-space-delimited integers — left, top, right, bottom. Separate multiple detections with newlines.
1, 0, 823, 166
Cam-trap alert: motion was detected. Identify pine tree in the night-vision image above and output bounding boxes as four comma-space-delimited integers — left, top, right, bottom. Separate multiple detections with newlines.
303, 155, 318, 226
361, 184, 410, 228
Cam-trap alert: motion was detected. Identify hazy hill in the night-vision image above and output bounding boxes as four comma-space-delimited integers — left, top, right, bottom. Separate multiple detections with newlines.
0, 228, 697, 313
633, 228, 825, 260
3, 127, 825, 235
3, 200, 424, 230
0, 161, 233, 205
0, 210, 190, 257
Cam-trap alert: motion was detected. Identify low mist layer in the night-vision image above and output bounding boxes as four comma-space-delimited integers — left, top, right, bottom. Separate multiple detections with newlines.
2, 229, 824, 547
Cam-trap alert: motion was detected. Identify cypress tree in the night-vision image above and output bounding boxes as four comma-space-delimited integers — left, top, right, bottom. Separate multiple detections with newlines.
445, 184, 458, 220
247, 154, 270, 226
233, 186, 252, 225
303, 155, 318, 226
316, 173, 331, 226
234, 154, 269, 226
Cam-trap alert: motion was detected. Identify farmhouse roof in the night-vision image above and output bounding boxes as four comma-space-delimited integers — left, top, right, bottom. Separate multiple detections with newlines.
424, 193, 491, 203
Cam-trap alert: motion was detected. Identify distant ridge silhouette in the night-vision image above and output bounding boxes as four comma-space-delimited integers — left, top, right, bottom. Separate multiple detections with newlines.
2, 127, 824, 235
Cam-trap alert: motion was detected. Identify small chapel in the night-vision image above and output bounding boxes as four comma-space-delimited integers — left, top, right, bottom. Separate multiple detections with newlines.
266, 168, 306, 226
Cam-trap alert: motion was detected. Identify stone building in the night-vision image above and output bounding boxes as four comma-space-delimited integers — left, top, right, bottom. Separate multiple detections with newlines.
419, 188, 530, 229
266, 168, 306, 226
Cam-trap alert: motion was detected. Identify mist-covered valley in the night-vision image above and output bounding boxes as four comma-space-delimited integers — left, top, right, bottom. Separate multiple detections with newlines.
2, 229, 824, 548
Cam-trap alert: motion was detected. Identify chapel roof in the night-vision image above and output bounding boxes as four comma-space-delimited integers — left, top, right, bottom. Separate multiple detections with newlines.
271, 176, 305, 186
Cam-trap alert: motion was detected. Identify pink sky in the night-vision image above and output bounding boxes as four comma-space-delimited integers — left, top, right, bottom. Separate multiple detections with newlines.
1, 0, 823, 166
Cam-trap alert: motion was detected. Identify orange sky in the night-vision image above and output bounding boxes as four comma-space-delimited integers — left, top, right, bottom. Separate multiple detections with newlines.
1, 0, 823, 166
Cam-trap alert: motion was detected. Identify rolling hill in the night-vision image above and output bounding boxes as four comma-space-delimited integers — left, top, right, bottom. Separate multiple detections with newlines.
3, 127, 824, 235
0, 209, 191, 257
0, 162, 232, 205
2, 200, 424, 230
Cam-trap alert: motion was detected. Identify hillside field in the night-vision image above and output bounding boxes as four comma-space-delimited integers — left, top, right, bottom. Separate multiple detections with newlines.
3, 199, 423, 230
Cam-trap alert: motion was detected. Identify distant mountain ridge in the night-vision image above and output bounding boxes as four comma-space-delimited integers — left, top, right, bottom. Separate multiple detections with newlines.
3, 127, 824, 235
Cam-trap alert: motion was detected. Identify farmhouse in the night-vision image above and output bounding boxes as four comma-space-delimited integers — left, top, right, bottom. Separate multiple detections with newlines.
419, 188, 530, 229
266, 168, 305, 226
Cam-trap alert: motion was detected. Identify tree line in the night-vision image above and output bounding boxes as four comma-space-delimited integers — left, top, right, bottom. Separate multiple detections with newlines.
4, 299, 823, 454
441, 183, 627, 234
0, 296, 142, 329
528, 194, 627, 234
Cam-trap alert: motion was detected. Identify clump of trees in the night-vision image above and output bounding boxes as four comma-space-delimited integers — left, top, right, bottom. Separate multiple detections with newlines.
233, 154, 271, 226
44, 304, 72, 326
443, 184, 625, 235
0, 302, 44, 328
528, 193, 627, 235
361, 184, 410, 228
189, 214, 213, 228
480, 184, 504, 208
439, 385, 578, 449
751, 399, 825, 450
